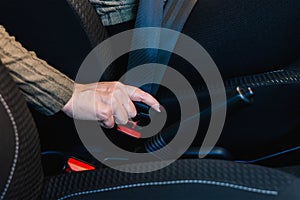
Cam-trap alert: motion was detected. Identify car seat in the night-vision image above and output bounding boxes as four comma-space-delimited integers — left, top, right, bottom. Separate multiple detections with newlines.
1, 60, 300, 200
0, 0, 299, 170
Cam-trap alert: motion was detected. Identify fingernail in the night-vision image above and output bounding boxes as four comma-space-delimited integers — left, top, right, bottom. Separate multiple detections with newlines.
152, 104, 161, 112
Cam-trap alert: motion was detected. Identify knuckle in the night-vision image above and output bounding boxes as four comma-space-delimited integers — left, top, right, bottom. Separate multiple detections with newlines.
105, 120, 115, 128
116, 116, 128, 125
138, 92, 146, 101
120, 118, 129, 125
113, 81, 123, 89
99, 107, 112, 119
130, 108, 137, 118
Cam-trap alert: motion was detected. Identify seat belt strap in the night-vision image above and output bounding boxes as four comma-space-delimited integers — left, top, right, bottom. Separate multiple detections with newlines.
128, 0, 164, 66
126, 0, 164, 93
154, 0, 198, 94
163, 0, 197, 32
126, 0, 197, 94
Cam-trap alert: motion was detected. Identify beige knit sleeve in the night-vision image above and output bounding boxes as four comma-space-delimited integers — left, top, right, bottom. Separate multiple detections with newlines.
0, 25, 74, 116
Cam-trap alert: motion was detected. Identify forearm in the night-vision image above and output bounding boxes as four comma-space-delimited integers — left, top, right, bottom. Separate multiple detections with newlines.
0, 25, 74, 115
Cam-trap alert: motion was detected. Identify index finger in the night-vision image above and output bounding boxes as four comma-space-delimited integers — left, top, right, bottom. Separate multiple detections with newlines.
125, 85, 161, 112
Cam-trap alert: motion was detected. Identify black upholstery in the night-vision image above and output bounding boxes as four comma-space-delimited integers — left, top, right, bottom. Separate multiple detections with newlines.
0, 69, 299, 200
1, 0, 300, 199
1, 50, 300, 200
170, 0, 300, 159
65, 0, 107, 48
41, 159, 300, 200
0, 64, 299, 200
212, 67, 300, 158
103, 0, 300, 159
0, 64, 43, 200
0, 0, 299, 159
179, 0, 300, 79
0, 70, 16, 200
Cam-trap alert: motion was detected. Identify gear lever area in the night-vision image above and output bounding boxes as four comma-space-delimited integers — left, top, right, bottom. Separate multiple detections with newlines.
113, 86, 254, 156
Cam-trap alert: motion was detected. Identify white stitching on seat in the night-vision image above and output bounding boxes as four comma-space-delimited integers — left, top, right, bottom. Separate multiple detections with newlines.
58, 179, 279, 200
0, 94, 19, 200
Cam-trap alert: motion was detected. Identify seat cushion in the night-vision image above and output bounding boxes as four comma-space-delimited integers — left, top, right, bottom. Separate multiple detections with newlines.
0, 64, 43, 200
41, 159, 300, 200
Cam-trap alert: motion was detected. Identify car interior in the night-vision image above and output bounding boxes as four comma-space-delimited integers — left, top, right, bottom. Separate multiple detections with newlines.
0, 0, 300, 199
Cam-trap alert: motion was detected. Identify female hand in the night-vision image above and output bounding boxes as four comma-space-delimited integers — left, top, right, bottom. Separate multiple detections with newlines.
62, 82, 160, 128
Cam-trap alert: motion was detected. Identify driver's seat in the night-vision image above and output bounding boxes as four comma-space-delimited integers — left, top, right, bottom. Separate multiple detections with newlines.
1, 62, 300, 200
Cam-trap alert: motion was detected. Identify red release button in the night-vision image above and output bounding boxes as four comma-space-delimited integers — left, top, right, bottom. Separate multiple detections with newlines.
116, 125, 141, 139
66, 158, 95, 172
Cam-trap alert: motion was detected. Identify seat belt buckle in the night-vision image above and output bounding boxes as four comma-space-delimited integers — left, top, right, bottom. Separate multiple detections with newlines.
65, 157, 95, 172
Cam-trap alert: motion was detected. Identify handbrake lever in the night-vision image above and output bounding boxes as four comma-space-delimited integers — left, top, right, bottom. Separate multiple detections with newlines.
145, 86, 255, 152
115, 86, 254, 145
